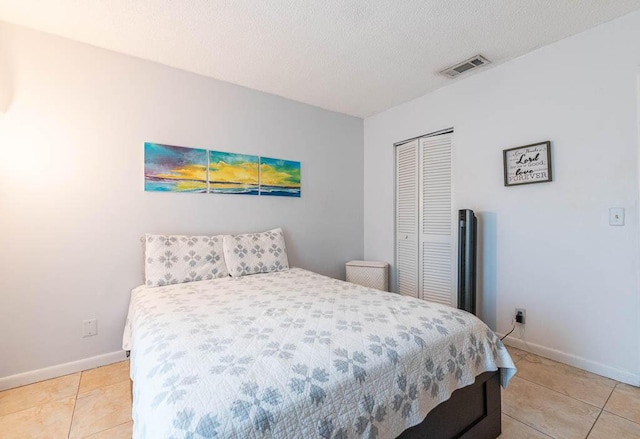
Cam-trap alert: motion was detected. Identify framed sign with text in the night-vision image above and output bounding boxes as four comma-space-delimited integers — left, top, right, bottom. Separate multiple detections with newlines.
503, 141, 552, 186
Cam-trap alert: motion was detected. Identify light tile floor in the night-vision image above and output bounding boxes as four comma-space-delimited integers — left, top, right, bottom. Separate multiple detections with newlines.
0, 347, 638, 438
500, 346, 640, 439
0, 363, 132, 439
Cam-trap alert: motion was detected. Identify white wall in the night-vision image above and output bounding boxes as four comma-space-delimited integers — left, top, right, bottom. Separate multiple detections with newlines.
364, 11, 640, 383
0, 22, 363, 381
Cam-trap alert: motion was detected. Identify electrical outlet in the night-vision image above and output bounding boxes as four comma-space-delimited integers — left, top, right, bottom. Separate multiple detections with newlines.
83, 319, 97, 337
515, 308, 526, 325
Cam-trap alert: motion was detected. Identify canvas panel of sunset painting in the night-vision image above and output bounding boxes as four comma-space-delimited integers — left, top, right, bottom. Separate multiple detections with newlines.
208, 151, 259, 195
144, 143, 208, 192
260, 157, 301, 197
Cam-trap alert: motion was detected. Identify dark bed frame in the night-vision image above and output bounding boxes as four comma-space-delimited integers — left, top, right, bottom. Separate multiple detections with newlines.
397, 370, 501, 439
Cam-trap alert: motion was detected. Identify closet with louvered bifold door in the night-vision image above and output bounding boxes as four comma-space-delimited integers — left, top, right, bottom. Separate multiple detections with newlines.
395, 132, 453, 305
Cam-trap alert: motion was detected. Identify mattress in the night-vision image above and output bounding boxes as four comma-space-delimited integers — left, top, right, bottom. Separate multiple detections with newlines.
123, 268, 516, 438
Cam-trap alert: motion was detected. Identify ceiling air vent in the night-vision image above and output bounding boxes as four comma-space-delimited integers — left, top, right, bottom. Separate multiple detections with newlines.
440, 55, 491, 78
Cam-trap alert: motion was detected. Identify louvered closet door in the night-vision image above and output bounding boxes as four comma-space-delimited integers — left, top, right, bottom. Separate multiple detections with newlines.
419, 134, 453, 305
395, 140, 419, 298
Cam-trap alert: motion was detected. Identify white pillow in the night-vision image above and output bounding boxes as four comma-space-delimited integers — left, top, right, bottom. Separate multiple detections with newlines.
223, 228, 289, 277
144, 234, 229, 286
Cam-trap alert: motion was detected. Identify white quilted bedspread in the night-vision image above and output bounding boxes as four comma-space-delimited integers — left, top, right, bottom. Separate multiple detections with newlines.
123, 268, 516, 438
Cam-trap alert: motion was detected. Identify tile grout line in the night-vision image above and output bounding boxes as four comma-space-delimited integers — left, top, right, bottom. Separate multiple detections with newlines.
74, 377, 133, 438
0, 401, 47, 419
0, 395, 75, 421
508, 377, 622, 439
88, 420, 132, 437
599, 409, 640, 427
0, 373, 80, 418
504, 410, 555, 438
52, 361, 131, 439
504, 413, 554, 438
67, 373, 83, 439
602, 382, 618, 407
584, 409, 603, 438
597, 382, 640, 426
513, 374, 615, 410
584, 384, 617, 439
504, 377, 603, 439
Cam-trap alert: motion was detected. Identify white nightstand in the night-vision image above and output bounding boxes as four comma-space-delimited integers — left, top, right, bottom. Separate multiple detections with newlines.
346, 260, 389, 291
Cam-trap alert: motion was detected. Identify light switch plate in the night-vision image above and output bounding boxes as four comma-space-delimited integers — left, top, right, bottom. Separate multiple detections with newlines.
83, 319, 97, 337
609, 208, 624, 226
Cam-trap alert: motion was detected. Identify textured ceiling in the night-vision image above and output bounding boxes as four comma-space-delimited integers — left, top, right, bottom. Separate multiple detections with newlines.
1, 1, 640, 117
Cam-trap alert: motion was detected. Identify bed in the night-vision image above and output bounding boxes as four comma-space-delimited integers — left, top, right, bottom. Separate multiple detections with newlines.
123, 266, 516, 438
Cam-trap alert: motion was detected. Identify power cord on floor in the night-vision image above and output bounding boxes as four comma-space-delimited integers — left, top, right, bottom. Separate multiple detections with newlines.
500, 323, 516, 341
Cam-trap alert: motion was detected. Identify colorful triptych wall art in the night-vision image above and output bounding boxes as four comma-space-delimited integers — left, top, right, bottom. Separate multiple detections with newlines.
144, 143, 208, 193
144, 143, 301, 197
259, 157, 301, 197
209, 151, 259, 195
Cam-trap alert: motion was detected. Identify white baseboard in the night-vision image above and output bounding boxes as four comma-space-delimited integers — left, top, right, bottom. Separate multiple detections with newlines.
498, 333, 640, 387
0, 351, 128, 392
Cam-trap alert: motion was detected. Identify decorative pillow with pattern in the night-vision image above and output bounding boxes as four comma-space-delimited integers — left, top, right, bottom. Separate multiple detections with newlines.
222, 228, 289, 277
144, 234, 229, 287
